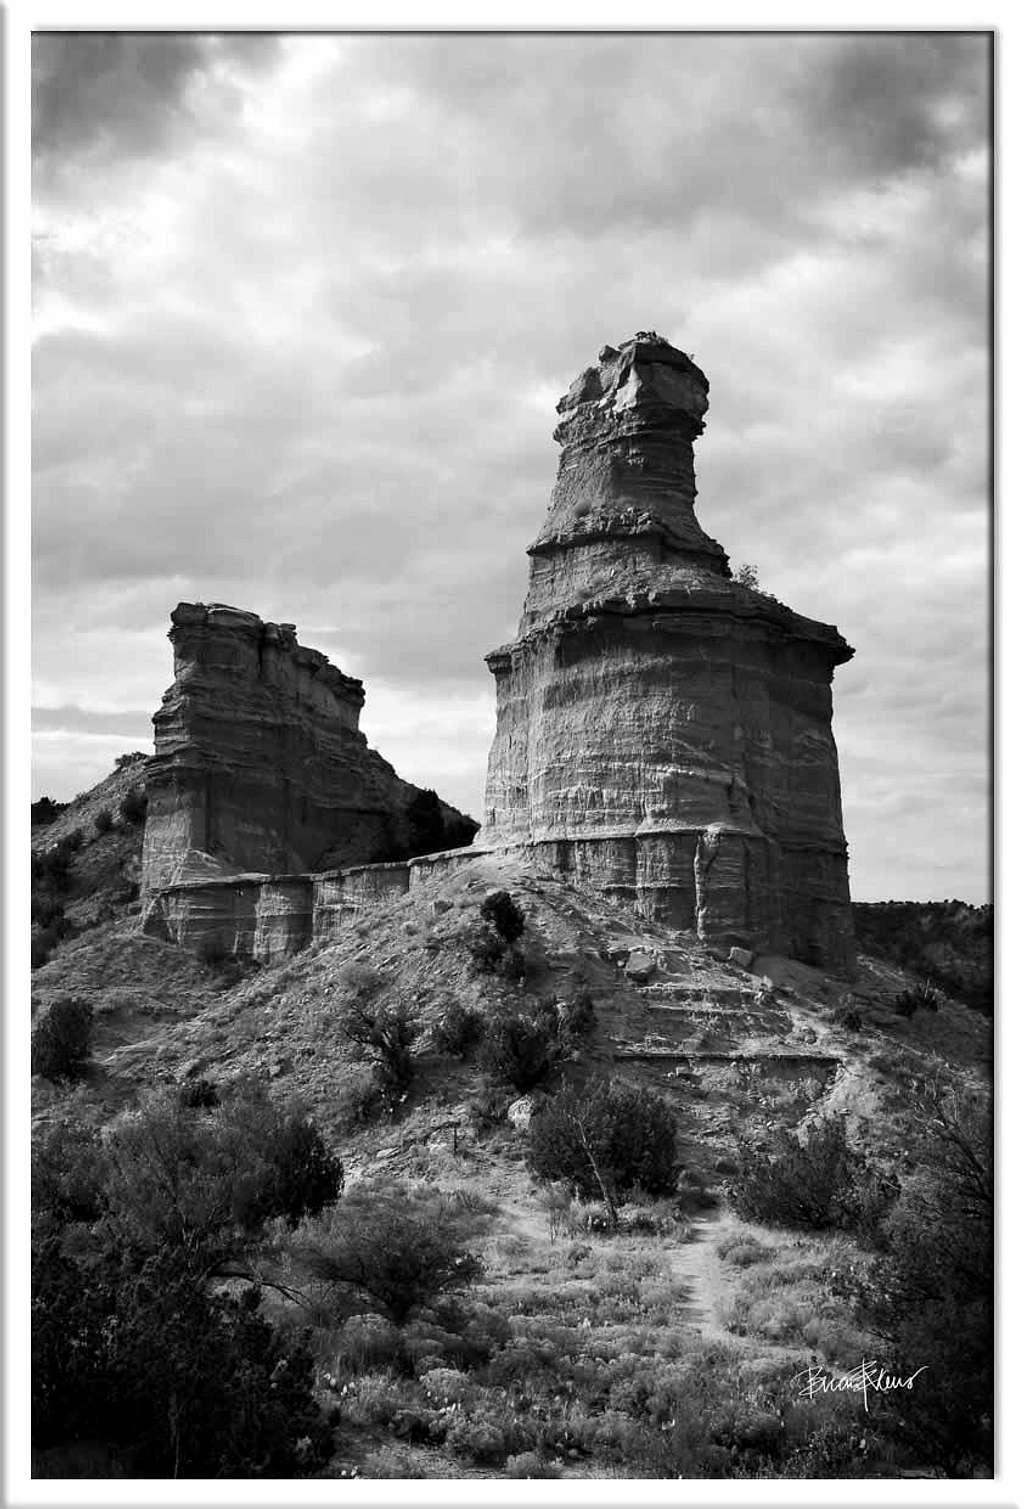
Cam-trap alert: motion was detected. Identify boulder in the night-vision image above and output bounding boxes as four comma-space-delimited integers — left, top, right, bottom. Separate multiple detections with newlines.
624, 950, 658, 984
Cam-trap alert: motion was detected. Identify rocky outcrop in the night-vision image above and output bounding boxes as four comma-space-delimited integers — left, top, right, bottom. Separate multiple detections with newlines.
480, 333, 856, 973
141, 602, 477, 900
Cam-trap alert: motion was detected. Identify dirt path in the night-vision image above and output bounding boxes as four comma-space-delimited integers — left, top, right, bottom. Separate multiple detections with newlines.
666, 1209, 736, 1340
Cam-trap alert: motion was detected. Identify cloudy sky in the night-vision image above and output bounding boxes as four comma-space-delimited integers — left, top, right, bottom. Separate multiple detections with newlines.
31, 31, 991, 903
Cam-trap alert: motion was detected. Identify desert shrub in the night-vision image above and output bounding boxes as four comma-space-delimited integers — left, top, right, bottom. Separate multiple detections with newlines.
32, 836, 77, 888
118, 788, 148, 826
848, 1079, 992, 1475
730, 1115, 895, 1235
33, 1244, 332, 1475
32, 1118, 108, 1225
891, 980, 941, 1018
446, 1415, 513, 1465
505, 1449, 562, 1478
221, 1091, 343, 1228
528, 1079, 678, 1224
99, 1086, 341, 1263
115, 751, 148, 769
337, 1069, 395, 1129
361, 1443, 433, 1477
177, 1076, 220, 1108
480, 1009, 560, 1091
341, 996, 418, 1092
297, 1180, 488, 1325
467, 890, 528, 978
93, 806, 114, 835
32, 926, 63, 971
31, 795, 67, 827
834, 1005, 863, 1032
32, 1100, 337, 1473
717, 1234, 771, 1267
480, 890, 525, 943
326, 1314, 406, 1378
432, 1000, 483, 1058
31, 997, 93, 1081
559, 988, 597, 1038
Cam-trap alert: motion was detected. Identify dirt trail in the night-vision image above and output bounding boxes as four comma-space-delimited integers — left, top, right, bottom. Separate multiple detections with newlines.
666, 1209, 736, 1340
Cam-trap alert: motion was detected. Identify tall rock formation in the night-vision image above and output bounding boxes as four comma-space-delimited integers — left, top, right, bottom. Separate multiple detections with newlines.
141, 602, 477, 895
481, 333, 856, 972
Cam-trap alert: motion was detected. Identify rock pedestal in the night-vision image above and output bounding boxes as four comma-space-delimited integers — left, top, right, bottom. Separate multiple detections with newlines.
481, 333, 856, 973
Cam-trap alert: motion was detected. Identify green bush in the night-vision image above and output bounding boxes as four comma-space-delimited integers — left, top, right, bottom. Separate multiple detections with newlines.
891, 980, 941, 1017
432, 1000, 483, 1058
98, 1086, 341, 1261
33, 1243, 332, 1475
480, 1009, 560, 1091
177, 1076, 220, 1108
730, 1116, 895, 1235
480, 890, 525, 943
93, 807, 114, 835
527, 1079, 678, 1221
31, 795, 67, 827
341, 996, 418, 1092
31, 997, 93, 1081
298, 1179, 488, 1325
847, 1080, 992, 1474
559, 989, 597, 1038
118, 788, 148, 826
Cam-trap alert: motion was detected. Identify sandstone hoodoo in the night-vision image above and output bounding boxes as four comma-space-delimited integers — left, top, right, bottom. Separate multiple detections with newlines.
480, 332, 856, 972
140, 602, 477, 954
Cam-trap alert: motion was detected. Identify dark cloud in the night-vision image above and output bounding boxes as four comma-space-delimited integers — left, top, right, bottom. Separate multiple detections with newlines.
32, 32, 282, 166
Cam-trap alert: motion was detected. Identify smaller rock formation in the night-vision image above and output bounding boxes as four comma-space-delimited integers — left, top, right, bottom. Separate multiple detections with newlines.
141, 602, 477, 899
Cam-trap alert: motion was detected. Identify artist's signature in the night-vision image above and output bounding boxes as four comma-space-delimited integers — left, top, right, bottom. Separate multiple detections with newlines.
794, 1359, 927, 1413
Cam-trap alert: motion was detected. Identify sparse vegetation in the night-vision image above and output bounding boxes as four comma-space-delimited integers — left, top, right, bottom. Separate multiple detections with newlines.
28, 759, 992, 1480
31, 996, 93, 1081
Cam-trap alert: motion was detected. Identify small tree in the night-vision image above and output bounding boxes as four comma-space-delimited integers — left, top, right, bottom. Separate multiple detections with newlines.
480, 1009, 560, 1091
341, 998, 418, 1093
298, 1180, 487, 1324
31, 997, 93, 1081
118, 788, 148, 826
432, 1001, 483, 1058
480, 890, 525, 944
734, 562, 760, 589
730, 1115, 894, 1234
528, 1079, 679, 1227
94, 807, 114, 835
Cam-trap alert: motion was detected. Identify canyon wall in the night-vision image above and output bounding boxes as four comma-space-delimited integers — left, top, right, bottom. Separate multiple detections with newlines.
480, 333, 856, 972
141, 602, 477, 898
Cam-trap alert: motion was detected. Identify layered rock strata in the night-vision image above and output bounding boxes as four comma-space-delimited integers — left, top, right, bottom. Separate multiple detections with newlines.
141, 602, 477, 903
481, 333, 856, 972
145, 848, 482, 963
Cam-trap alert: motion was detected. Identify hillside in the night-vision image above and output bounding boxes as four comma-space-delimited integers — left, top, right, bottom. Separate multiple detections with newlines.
30, 766, 994, 1480
852, 900, 993, 1014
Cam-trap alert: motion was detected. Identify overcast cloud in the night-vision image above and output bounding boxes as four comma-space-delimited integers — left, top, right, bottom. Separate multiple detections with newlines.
31, 31, 991, 902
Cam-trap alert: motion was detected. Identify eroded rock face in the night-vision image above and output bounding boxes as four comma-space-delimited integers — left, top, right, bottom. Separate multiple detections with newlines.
481, 333, 856, 973
141, 602, 477, 897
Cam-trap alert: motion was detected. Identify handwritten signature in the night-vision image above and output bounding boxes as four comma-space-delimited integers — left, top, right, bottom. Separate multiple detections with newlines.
794, 1359, 927, 1413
